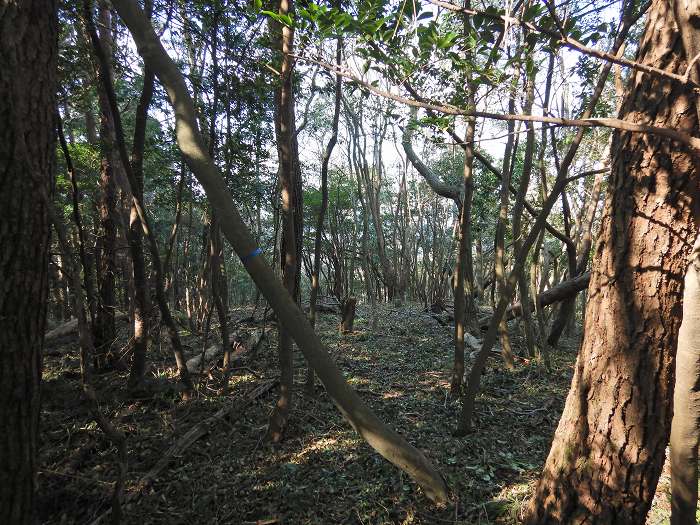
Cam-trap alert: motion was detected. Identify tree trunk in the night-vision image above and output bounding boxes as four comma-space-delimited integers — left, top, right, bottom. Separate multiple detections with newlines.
526, 2, 700, 521
485, 271, 591, 326
267, 0, 300, 442
340, 297, 357, 334
451, 96, 476, 396
0, 2, 57, 522
456, 7, 631, 433
670, 235, 700, 525
49, 205, 127, 525
494, 67, 519, 370
307, 35, 341, 392
511, 66, 537, 358
113, 0, 449, 503
126, 1, 154, 390
84, 0, 194, 393
94, 67, 119, 369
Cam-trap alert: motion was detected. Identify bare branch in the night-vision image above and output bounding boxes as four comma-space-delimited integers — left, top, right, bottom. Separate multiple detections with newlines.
295, 54, 700, 158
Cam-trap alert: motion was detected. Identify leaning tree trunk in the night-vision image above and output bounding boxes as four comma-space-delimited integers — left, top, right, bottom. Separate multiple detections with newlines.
113, 0, 449, 503
526, 2, 700, 522
0, 2, 57, 522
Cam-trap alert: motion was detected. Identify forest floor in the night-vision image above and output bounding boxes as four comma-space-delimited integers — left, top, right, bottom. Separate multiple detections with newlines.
38, 303, 676, 524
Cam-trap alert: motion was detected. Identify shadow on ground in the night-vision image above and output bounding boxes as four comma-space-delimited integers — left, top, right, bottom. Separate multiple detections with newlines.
37, 303, 582, 524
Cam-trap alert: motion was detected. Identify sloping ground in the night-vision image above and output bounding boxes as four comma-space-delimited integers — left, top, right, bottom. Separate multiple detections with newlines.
38, 303, 581, 524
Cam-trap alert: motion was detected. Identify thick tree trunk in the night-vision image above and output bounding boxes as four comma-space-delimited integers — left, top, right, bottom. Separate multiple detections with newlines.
0, 2, 57, 522
526, 2, 700, 521
114, 0, 448, 503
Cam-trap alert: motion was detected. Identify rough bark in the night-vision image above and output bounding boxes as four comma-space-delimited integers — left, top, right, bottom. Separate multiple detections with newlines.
113, 0, 448, 503
526, 2, 700, 521
546, 28, 631, 350
0, 2, 57, 522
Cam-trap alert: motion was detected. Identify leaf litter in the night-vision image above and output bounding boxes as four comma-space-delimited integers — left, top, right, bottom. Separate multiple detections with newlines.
38, 303, 587, 524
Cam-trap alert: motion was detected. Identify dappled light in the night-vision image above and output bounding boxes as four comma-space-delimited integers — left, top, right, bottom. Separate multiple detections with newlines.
3, 0, 700, 523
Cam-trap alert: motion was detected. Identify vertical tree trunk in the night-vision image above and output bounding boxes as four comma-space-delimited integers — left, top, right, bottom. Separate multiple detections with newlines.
306, 35, 341, 392
126, 0, 154, 390
668, 3, 700, 523
57, 113, 98, 330
670, 235, 700, 525
49, 206, 127, 525
205, 13, 231, 391
340, 297, 357, 334
94, 69, 119, 368
84, 0, 194, 393
0, 2, 57, 522
526, 2, 700, 521
267, 0, 300, 441
451, 94, 476, 396
511, 67, 537, 358
494, 68, 519, 370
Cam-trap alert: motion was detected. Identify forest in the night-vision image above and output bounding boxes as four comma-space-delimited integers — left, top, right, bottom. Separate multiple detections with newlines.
2, 0, 700, 523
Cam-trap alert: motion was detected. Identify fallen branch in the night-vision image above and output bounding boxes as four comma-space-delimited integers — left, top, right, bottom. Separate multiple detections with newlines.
90, 380, 277, 525
479, 272, 591, 329
45, 312, 128, 344
186, 328, 268, 374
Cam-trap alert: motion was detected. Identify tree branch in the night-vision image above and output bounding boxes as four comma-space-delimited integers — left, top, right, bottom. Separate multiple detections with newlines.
295, 54, 700, 158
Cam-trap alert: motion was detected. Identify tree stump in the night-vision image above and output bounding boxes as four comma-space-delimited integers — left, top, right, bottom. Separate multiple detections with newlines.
339, 297, 357, 333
